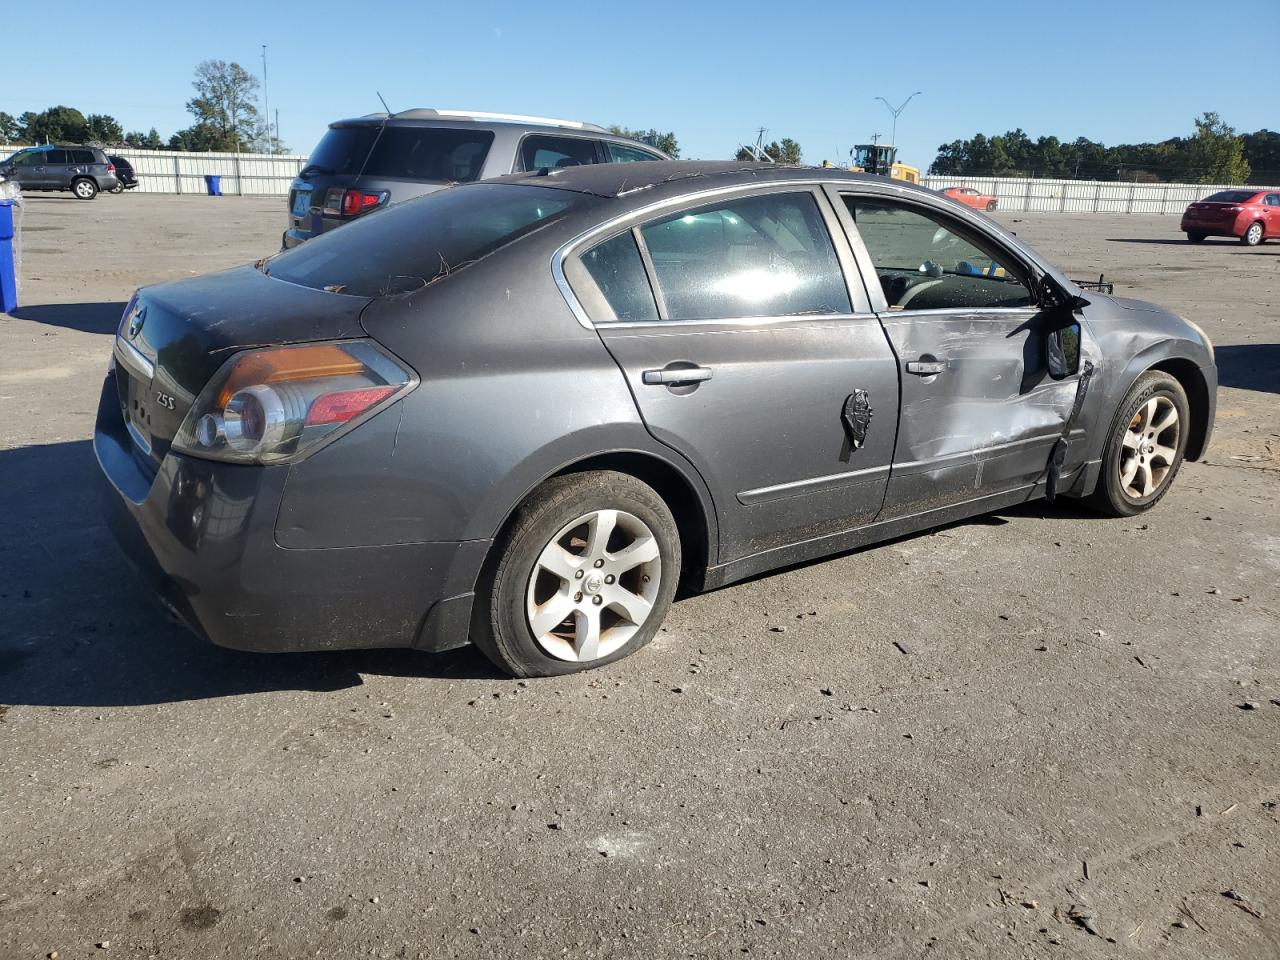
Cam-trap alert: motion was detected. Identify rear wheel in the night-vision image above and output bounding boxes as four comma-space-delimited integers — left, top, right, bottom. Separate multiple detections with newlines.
1088, 371, 1190, 517
985, 200, 997, 212
109, 183, 125, 194
1241, 221, 1264, 246
71, 178, 98, 200
471, 471, 680, 677
1186, 232, 1206, 243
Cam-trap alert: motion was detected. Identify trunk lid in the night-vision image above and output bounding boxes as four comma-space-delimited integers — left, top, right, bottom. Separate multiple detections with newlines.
112, 265, 372, 467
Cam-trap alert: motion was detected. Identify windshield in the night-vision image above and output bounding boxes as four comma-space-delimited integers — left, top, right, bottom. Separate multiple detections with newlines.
264, 183, 578, 297
1204, 190, 1256, 203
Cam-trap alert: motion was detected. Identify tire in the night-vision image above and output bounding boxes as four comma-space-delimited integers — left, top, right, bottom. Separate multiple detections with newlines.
109, 183, 124, 194
1087, 371, 1190, 517
985, 200, 997, 212
1186, 232, 1206, 243
471, 471, 681, 677
71, 178, 98, 200
1241, 221, 1263, 246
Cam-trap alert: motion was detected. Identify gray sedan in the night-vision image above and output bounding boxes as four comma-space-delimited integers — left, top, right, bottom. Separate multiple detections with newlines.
95, 162, 1216, 676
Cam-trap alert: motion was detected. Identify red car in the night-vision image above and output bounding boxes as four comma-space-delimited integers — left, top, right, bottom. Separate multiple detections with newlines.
1181, 189, 1280, 245
943, 186, 998, 212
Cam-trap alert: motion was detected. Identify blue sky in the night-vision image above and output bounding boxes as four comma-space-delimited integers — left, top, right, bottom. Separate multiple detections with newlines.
4, 0, 1275, 168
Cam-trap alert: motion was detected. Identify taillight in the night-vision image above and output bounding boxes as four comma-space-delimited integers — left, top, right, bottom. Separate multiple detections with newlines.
322, 187, 388, 218
107, 163, 116, 173
171, 340, 417, 464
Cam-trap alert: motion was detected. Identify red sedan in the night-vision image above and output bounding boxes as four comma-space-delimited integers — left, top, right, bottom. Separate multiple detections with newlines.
1181, 189, 1280, 245
943, 186, 998, 212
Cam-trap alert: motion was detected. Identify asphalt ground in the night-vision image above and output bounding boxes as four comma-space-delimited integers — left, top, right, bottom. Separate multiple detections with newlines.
1, 193, 1277, 960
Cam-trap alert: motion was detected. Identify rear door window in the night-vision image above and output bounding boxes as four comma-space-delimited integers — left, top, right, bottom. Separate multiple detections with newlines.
520, 135, 599, 172
364, 127, 494, 181
637, 191, 851, 321
606, 142, 662, 163
572, 231, 659, 322
45, 150, 69, 165
72, 150, 96, 164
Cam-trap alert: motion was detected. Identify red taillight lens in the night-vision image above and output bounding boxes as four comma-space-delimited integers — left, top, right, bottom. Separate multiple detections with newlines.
324, 187, 388, 218
306, 386, 397, 425
107, 163, 116, 173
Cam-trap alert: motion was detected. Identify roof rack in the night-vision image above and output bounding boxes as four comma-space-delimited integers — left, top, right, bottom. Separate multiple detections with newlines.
386, 108, 608, 133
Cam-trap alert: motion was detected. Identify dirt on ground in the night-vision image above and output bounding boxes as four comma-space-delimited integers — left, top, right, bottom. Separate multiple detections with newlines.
1, 193, 1278, 960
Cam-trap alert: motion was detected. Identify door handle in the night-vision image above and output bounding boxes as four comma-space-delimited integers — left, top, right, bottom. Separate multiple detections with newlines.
642, 366, 714, 386
906, 360, 946, 376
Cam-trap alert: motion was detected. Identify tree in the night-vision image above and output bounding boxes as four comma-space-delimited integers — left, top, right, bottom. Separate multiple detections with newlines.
18, 106, 91, 144
0, 112, 19, 143
86, 114, 124, 145
183, 59, 263, 152
607, 125, 680, 158
1241, 129, 1280, 185
735, 137, 802, 164
1183, 112, 1250, 184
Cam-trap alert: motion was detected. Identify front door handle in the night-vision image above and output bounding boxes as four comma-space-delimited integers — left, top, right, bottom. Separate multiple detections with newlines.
642, 365, 714, 386
906, 359, 946, 376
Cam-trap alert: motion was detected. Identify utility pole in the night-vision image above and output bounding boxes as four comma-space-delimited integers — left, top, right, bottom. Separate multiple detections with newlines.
261, 44, 271, 154
874, 92, 923, 148
275, 109, 280, 154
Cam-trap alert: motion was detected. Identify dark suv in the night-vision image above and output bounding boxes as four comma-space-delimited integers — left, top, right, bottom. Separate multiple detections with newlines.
0, 145, 119, 199
283, 109, 668, 248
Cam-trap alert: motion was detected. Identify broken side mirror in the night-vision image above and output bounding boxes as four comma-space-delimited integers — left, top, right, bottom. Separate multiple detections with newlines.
1046, 320, 1082, 379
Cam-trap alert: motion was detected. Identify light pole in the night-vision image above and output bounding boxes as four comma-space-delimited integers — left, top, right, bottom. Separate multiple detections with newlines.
874, 92, 923, 147
261, 44, 271, 154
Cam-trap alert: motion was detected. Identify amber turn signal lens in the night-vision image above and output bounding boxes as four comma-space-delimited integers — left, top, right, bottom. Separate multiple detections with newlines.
216, 344, 364, 410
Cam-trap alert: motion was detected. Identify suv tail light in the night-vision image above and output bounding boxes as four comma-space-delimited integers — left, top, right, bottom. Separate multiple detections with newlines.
107, 163, 116, 173
322, 187, 389, 218
171, 340, 417, 464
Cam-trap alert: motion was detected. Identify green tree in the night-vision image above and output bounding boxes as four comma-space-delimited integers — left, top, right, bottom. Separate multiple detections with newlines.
144, 128, 165, 150
0, 112, 19, 143
86, 114, 124, 145
1241, 129, 1280, 184
735, 137, 802, 164
19, 106, 91, 144
1183, 112, 1250, 184
607, 125, 680, 157
183, 59, 263, 152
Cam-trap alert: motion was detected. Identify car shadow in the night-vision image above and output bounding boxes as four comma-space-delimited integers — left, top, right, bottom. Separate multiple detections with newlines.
1216, 343, 1280, 394
0, 439, 503, 710
1105, 237, 1278, 251
9, 301, 127, 334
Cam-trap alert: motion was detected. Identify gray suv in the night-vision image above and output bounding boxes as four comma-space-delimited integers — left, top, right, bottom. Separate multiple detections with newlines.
283, 109, 668, 248
0, 145, 119, 199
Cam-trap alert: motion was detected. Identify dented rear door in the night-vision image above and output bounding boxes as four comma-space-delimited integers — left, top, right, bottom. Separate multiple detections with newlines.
828, 188, 1079, 519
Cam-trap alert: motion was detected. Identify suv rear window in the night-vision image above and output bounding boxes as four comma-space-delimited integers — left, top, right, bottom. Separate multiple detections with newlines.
71, 150, 97, 164
264, 183, 577, 298
305, 125, 494, 182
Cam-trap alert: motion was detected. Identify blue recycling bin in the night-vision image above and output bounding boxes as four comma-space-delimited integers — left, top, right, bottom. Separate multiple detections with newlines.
0, 199, 17, 313
204, 175, 223, 196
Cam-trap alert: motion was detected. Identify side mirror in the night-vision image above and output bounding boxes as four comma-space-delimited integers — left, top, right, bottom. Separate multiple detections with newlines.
1046, 320, 1082, 379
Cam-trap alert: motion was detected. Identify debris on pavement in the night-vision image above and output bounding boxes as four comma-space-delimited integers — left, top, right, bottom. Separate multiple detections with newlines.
1223, 890, 1264, 919
1067, 904, 1101, 937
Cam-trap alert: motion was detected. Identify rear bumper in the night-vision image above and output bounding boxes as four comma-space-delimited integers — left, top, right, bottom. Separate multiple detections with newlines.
94, 375, 487, 653
1180, 215, 1245, 236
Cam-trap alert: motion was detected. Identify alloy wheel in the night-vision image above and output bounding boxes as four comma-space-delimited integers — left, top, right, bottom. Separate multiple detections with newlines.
1118, 396, 1180, 500
1245, 222, 1263, 245
74, 181, 95, 199
525, 509, 661, 663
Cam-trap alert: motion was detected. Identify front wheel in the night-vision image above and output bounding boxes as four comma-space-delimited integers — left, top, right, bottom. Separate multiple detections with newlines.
985, 200, 997, 212
1241, 221, 1264, 246
71, 178, 98, 200
471, 471, 681, 677
1088, 371, 1190, 517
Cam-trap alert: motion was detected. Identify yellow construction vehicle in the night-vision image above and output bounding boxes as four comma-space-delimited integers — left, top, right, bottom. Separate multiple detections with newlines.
848, 142, 920, 184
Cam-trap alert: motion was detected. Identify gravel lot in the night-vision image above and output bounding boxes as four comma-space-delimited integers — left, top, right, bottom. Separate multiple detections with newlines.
1, 193, 1277, 960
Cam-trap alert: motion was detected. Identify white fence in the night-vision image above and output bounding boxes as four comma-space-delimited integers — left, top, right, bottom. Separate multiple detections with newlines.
922, 175, 1280, 216
5, 143, 1277, 209
1, 143, 307, 196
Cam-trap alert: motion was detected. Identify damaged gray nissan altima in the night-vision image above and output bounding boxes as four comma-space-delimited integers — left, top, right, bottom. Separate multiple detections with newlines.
96, 161, 1216, 676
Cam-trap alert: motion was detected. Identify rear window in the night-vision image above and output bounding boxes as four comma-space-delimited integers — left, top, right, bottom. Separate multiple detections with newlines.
264, 183, 577, 298
305, 124, 494, 182
1204, 190, 1257, 203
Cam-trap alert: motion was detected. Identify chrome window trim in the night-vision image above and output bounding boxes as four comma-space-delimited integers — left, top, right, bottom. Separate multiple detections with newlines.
589, 311, 883, 333
114, 336, 155, 381
552, 178, 887, 331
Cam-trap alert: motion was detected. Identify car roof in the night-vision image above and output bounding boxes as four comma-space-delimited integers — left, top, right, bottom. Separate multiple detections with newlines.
325, 110, 666, 153
493, 160, 918, 199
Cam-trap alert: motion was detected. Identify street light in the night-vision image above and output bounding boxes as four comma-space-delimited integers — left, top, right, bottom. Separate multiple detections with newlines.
874, 92, 923, 148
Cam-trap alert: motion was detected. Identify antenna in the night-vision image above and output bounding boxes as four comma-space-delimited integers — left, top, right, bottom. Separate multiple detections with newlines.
376, 91, 391, 114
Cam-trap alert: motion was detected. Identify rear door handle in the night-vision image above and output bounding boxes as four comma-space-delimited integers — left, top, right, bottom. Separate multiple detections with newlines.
906, 360, 946, 376
642, 366, 714, 385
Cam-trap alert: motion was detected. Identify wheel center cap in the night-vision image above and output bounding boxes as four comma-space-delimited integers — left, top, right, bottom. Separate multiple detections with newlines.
1141, 441, 1154, 455
583, 573, 604, 595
